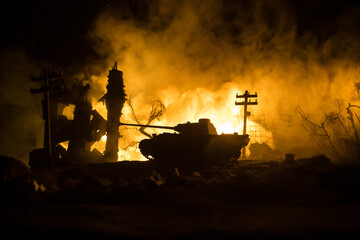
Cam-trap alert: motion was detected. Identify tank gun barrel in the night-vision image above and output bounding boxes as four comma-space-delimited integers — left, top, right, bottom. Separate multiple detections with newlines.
118, 122, 175, 130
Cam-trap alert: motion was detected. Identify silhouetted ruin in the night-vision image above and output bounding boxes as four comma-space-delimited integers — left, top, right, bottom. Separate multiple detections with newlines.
99, 62, 127, 162
29, 70, 107, 168
63, 82, 107, 163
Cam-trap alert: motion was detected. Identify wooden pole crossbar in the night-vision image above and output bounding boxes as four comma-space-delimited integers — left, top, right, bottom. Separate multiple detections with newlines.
30, 70, 63, 169
235, 90, 258, 158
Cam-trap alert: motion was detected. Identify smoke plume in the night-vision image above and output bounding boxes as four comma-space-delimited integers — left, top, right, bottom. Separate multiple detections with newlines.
82, 0, 360, 159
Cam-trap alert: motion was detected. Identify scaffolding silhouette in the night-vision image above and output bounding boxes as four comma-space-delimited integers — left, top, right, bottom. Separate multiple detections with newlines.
234, 113, 293, 147
268, 114, 294, 136
233, 113, 270, 145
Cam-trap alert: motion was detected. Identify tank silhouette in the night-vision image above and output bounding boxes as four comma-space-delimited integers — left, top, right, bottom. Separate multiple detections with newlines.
119, 118, 250, 167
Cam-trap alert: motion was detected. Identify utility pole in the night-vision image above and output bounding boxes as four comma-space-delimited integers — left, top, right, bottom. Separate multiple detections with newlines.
30, 69, 63, 169
235, 90, 258, 158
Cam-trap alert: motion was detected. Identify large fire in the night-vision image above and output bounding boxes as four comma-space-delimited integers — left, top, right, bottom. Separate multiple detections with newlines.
60, 84, 273, 161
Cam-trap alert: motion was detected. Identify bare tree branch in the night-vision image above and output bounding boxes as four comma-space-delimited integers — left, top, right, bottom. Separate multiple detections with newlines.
298, 101, 360, 162
126, 96, 166, 139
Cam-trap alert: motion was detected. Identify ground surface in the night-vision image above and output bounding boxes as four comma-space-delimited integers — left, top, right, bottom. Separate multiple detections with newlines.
1, 156, 360, 239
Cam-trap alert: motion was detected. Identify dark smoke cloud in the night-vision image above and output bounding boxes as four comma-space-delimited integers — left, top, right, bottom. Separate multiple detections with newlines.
0, 48, 43, 163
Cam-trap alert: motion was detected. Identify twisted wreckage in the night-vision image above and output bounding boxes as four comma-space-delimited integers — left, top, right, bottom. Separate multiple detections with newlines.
29, 62, 250, 169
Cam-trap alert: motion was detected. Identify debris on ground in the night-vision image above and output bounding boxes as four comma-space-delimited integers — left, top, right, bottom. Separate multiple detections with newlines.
1, 154, 360, 239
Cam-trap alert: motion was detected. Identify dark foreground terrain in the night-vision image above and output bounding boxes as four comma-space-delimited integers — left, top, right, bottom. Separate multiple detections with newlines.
1, 155, 360, 239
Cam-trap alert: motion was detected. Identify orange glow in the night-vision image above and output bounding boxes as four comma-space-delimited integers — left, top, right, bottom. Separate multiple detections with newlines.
86, 86, 272, 160
60, 81, 274, 161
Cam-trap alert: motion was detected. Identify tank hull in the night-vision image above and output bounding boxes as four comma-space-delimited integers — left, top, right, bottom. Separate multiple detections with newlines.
139, 133, 250, 167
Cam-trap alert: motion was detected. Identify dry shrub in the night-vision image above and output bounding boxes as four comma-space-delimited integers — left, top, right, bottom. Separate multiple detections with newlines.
298, 99, 360, 163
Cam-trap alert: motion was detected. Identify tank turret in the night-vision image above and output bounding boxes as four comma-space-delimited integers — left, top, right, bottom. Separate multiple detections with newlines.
119, 118, 217, 135
119, 118, 250, 168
